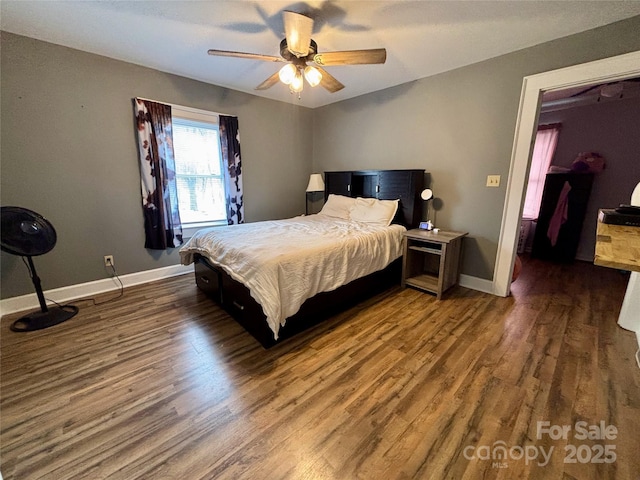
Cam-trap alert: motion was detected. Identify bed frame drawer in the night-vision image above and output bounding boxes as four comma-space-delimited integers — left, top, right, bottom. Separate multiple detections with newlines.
221, 274, 264, 321
220, 274, 275, 343
191, 253, 403, 349
194, 256, 222, 303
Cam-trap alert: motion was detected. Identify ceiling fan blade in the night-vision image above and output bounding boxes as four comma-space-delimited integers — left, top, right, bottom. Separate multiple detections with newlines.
314, 49, 387, 66
255, 71, 281, 90
208, 49, 284, 63
316, 67, 345, 93
283, 11, 313, 58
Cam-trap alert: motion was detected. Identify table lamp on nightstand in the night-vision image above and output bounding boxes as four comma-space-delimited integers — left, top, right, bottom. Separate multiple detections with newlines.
306, 173, 325, 214
421, 188, 434, 228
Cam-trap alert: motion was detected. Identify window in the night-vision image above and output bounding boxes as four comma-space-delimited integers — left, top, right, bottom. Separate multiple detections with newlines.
171, 106, 227, 233
522, 124, 561, 219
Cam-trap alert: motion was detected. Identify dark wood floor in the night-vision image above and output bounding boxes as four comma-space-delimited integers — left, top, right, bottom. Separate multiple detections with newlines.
1, 256, 638, 479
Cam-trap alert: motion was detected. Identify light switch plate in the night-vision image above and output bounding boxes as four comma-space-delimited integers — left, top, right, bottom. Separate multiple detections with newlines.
487, 175, 501, 187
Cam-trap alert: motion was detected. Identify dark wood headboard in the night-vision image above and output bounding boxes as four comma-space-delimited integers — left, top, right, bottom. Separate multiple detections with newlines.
324, 169, 425, 227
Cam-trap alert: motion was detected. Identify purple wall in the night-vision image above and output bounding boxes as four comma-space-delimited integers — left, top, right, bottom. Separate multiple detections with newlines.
539, 95, 640, 261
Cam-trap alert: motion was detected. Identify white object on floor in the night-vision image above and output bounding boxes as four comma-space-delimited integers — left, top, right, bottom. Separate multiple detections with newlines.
618, 180, 640, 368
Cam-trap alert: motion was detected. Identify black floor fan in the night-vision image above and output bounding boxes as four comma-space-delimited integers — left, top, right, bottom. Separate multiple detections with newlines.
1, 206, 78, 332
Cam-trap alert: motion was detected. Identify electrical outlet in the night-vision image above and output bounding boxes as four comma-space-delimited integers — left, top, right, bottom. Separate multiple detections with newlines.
486, 175, 501, 187
104, 255, 114, 267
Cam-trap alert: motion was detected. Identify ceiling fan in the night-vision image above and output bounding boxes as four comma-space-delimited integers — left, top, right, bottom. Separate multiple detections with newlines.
207, 11, 386, 96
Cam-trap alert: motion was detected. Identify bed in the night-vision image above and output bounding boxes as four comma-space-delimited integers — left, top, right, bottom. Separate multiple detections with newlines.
180, 169, 424, 347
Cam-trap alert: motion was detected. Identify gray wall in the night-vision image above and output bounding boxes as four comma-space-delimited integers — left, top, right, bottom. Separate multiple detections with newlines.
540, 96, 640, 261
312, 16, 640, 280
1, 32, 313, 298
2, 16, 640, 298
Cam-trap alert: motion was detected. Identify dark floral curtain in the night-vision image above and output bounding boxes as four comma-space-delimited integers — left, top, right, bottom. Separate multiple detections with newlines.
134, 98, 183, 249
219, 115, 245, 224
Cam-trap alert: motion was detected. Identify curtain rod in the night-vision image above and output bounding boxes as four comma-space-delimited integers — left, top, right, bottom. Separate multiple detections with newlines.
134, 96, 235, 118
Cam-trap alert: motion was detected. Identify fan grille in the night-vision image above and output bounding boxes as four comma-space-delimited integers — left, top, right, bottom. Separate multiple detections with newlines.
0, 206, 57, 256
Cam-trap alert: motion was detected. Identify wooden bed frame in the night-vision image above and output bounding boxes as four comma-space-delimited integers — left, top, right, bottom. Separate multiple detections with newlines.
192, 169, 425, 348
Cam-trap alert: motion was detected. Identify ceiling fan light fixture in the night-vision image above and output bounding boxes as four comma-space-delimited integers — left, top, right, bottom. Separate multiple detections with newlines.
278, 63, 297, 85
304, 65, 322, 87
290, 70, 304, 93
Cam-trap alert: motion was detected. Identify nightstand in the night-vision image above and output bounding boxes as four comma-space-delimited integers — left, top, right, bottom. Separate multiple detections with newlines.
402, 229, 468, 299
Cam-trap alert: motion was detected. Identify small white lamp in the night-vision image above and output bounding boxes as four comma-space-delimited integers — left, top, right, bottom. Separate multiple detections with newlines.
306, 174, 325, 214
421, 188, 435, 227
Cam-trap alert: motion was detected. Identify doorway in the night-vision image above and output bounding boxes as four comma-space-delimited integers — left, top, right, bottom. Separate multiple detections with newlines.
493, 50, 640, 297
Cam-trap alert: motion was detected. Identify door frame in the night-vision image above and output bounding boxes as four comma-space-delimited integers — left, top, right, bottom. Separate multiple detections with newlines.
493, 50, 640, 297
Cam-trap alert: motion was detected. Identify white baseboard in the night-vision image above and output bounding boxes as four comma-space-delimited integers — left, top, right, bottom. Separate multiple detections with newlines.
0, 264, 194, 316
2, 266, 496, 317
459, 274, 494, 295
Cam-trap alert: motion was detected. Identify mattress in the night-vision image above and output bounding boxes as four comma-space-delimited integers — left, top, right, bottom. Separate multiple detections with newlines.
179, 214, 406, 339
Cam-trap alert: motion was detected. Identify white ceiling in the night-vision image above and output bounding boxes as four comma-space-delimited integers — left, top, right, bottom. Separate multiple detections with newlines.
2, 1, 640, 109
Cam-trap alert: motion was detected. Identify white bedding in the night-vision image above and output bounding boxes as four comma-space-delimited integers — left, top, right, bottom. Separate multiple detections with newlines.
179, 214, 406, 339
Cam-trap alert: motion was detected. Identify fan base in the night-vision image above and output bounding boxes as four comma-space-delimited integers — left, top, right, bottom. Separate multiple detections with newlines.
11, 305, 79, 332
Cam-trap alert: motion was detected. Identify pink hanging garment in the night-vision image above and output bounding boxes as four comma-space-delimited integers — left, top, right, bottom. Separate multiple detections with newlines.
547, 181, 572, 247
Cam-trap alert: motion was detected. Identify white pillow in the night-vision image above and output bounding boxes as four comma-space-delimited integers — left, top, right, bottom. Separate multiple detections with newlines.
318, 194, 357, 219
349, 197, 399, 226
